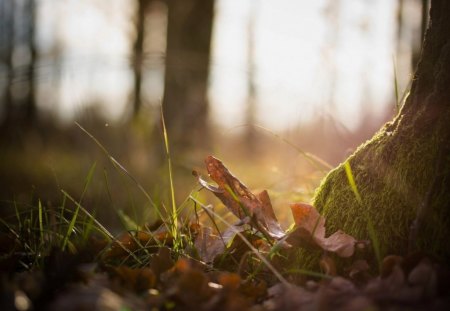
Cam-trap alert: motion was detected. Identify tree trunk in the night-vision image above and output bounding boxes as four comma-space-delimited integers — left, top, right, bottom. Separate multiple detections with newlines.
0, 0, 15, 121
162, 0, 214, 149
244, 1, 257, 152
132, 0, 149, 117
313, 0, 450, 263
24, 0, 37, 123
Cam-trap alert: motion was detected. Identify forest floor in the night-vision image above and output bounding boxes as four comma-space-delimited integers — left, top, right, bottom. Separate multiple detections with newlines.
1, 119, 449, 310
1, 155, 450, 311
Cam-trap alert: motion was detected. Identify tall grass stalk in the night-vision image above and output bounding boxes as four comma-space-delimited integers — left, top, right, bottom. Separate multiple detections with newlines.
38, 200, 44, 246
393, 57, 400, 112
61, 162, 96, 251
160, 108, 179, 249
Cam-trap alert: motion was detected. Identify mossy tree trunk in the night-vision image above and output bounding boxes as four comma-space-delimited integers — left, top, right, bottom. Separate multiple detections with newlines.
313, 0, 450, 262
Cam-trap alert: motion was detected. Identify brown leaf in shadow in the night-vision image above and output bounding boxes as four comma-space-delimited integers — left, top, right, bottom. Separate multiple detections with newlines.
287, 202, 356, 257
194, 225, 243, 264
111, 266, 156, 293
150, 246, 174, 280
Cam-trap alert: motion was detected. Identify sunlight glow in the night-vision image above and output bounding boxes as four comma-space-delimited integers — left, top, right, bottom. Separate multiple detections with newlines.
36, 0, 401, 131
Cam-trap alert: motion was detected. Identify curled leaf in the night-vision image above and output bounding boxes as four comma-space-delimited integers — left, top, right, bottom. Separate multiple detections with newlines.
200, 156, 285, 240
287, 202, 357, 257
194, 170, 224, 193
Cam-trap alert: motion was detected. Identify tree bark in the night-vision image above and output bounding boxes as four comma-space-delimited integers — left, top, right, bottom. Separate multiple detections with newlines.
132, 0, 149, 117
162, 0, 214, 149
0, 0, 15, 121
313, 0, 450, 263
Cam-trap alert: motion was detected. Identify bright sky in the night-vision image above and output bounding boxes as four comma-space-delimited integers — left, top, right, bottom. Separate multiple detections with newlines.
210, 0, 397, 130
35, 0, 407, 131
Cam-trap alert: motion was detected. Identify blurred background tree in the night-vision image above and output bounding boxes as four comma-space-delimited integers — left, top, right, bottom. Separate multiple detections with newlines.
162, 0, 214, 149
1, 0, 37, 126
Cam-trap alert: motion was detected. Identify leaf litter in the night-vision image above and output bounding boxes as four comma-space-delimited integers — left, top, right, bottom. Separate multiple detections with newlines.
1, 155, 449, 310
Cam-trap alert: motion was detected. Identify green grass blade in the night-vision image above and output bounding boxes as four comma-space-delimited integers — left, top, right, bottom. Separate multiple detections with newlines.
61, 163, 95, 251
61, 190, 142, 264
38, 200, 44, 246
160, 108, 179, 246
344, 161, 362, 204
117, 209, 139, 231
61, 200, 80, 252
82, 209, 96, 241
80, 162, 97, 203
393, 57, 400, 112
60, 193, 67, 224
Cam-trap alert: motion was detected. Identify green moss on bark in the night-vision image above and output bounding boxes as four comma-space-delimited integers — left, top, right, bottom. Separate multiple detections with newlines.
309, 0, 450, 266
312, 115, 450, 262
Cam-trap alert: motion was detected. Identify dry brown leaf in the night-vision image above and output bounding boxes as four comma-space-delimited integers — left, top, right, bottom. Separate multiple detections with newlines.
198, 156, 285, 239
320, 254, 337, 276
218, 272, 241, 291
111, 266, 156, 293
150, 246, 174, 279
194, 225, 243, 264
288, 202, 357, 257
347, 259, 370, 283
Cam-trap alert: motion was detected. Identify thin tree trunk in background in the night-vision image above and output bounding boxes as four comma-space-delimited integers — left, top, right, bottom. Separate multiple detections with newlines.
162, 0, 214, 149
245, 2, 257, 152
396, 0, 403, 54
0, 0, 15, 122
25, 0, 37, 123
323, 0, 341, 113
133, 0, 149, 117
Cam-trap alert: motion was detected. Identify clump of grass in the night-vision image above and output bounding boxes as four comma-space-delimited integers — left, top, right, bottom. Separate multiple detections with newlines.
0, 194, 108, 270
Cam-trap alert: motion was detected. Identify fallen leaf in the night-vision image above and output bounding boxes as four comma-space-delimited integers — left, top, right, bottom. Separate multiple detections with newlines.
320, 254, 337, 276
194, 226, 242, 264
347, 259, 370, 284
218, 272, 241, 291
198, 156, 285, 240
111, 266, 156, 293
380, 255, 404, 278
287, 202, 357, 257
150, 246, 174, 279
255, 190, 285, 239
